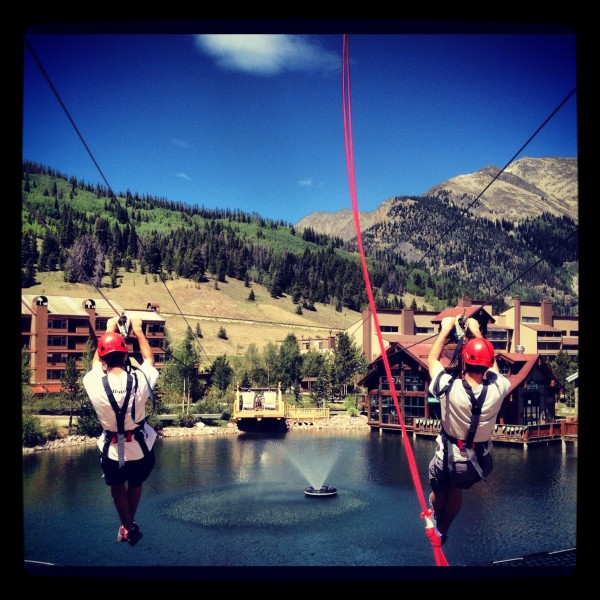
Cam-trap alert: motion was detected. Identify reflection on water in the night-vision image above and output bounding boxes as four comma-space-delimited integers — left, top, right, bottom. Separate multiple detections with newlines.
22, 430, 577, 571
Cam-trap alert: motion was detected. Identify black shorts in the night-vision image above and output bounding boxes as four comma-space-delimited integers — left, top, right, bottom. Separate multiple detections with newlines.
428, 452, 493, 492
100, 448, 155, 487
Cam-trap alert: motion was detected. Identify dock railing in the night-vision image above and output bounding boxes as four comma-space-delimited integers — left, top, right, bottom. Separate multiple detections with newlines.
412, 419, 574, 444
232, 388, 331, 423
284, 405, 330, 420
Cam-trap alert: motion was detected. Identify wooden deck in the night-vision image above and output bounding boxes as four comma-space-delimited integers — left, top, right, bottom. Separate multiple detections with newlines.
231, 386, 329, 431
370, 417, 577, 445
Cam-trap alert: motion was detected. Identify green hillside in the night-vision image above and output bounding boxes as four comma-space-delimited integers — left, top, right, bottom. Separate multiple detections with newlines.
21, 161, 578, 332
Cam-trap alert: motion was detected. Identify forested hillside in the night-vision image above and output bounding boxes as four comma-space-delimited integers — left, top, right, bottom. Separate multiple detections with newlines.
21, 161, 578, 316
355, 195, 578, 315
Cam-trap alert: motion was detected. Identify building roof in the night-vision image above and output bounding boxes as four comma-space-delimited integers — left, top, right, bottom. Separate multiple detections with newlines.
379, 334, 431, 347
523, 323, 560, 333
487, 324, 513, 331
497, 353, 540, 391
21, 295, 164, 321
124, 309, 166, 323
22, 294, 126, 318
31, 383, 62, 394
360, 342, 550, 398
21, 297, 34, 316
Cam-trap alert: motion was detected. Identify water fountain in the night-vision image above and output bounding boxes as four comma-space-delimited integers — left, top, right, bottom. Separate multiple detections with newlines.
281, 443, 340, 495
304, 485, 337, 497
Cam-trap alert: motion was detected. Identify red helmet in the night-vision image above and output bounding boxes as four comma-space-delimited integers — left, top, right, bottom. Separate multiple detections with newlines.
462, 338, 495, 368
97, 331, 128, 358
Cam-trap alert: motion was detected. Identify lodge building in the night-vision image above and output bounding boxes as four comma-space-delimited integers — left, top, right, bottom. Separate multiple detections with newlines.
347, 295, 578, 363
21, 294, 167, 394
356, 299, 577, 444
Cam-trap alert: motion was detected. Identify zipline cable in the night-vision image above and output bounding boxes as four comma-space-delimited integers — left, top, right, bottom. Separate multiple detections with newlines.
402, 86, 577, 284
24, 39, 210, 368
342, 34, 448, 567
341, 34, 577, 567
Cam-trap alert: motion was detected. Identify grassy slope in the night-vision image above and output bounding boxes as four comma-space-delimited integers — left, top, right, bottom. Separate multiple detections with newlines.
24, 271, 365, 365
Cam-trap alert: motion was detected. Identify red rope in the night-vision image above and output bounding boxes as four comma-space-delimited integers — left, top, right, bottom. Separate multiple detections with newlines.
341, 34, 448, 567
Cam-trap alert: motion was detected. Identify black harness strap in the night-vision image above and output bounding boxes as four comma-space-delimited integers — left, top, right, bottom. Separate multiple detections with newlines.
437, 374, 490, 482
434, 373, 455, 478
102, 373, 133, 467
101, 371, 152, 465
459, 378, 489, 481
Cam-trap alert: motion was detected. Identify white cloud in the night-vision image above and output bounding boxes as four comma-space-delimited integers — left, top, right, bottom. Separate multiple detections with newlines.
298, 178, 324, 188
171, 138, 191, 149
175, 172, 192, 180
195, 34, 338, 75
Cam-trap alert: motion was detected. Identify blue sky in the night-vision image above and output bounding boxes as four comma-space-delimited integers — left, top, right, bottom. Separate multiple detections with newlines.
21, 23, 578, 225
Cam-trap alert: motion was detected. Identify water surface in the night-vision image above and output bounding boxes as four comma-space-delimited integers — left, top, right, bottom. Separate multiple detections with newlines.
22, 430, 577, 578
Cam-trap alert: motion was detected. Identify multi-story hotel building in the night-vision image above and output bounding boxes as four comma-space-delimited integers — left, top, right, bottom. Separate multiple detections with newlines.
21, 294, 167, 394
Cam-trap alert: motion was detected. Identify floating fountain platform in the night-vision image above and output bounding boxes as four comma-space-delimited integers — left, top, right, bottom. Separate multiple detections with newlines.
304, 485, 337, 497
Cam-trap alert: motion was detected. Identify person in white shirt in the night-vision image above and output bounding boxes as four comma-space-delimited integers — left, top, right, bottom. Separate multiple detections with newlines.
83, 316, 159, 546
427, 316, 510, 545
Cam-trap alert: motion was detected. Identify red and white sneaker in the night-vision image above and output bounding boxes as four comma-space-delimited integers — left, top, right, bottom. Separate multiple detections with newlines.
117, 522, 143, 546
117, 525, 127, 542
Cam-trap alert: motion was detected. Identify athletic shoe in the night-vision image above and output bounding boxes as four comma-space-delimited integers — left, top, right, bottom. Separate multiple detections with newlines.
126, 523, 143, 547
117, 525, 127, 542
117, 522, 143, 546
428, 493, 446, 544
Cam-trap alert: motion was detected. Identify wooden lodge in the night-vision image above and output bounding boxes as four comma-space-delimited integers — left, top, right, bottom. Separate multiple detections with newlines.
357, 335, 573, 446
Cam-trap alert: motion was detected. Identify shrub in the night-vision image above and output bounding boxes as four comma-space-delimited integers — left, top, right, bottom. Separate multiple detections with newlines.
23, 414, 46, 447
77, 402, 103, 438
174, 412, 197, 428
44, 421, 61, 441
146, 413, 164, 433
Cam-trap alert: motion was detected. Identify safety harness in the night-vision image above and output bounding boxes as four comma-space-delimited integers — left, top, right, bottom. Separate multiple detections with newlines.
437, 375, 490, 482
101, 370, 151, 467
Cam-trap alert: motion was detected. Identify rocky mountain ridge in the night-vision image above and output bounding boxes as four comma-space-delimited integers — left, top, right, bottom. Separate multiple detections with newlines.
295, 157, 578, 242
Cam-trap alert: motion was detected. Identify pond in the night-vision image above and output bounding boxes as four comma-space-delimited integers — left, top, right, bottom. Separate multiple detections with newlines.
22, 429, 578, 581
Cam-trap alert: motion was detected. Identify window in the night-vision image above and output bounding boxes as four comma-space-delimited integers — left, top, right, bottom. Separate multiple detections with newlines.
47, 336, 67, 347
369, 394, 379, 422
538, 342, 561, 350
488, 330, 508, 341
522, 316, 539, 323
381, 376, 402, 391
380, 326, 399, 333
47, 370, 65, 380
404, 395, 425, 418
404, 373, 424, 392
48, 318, 67, 329
416, 327, 434, 334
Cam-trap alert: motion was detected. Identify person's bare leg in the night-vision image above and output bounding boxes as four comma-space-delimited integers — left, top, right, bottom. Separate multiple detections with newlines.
111, 484, 135, 530
431, 486, 462, 536
126, 485, 143, 523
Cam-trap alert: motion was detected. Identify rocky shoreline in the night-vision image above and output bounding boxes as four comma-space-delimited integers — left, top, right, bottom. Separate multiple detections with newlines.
22, 414, 370, 454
